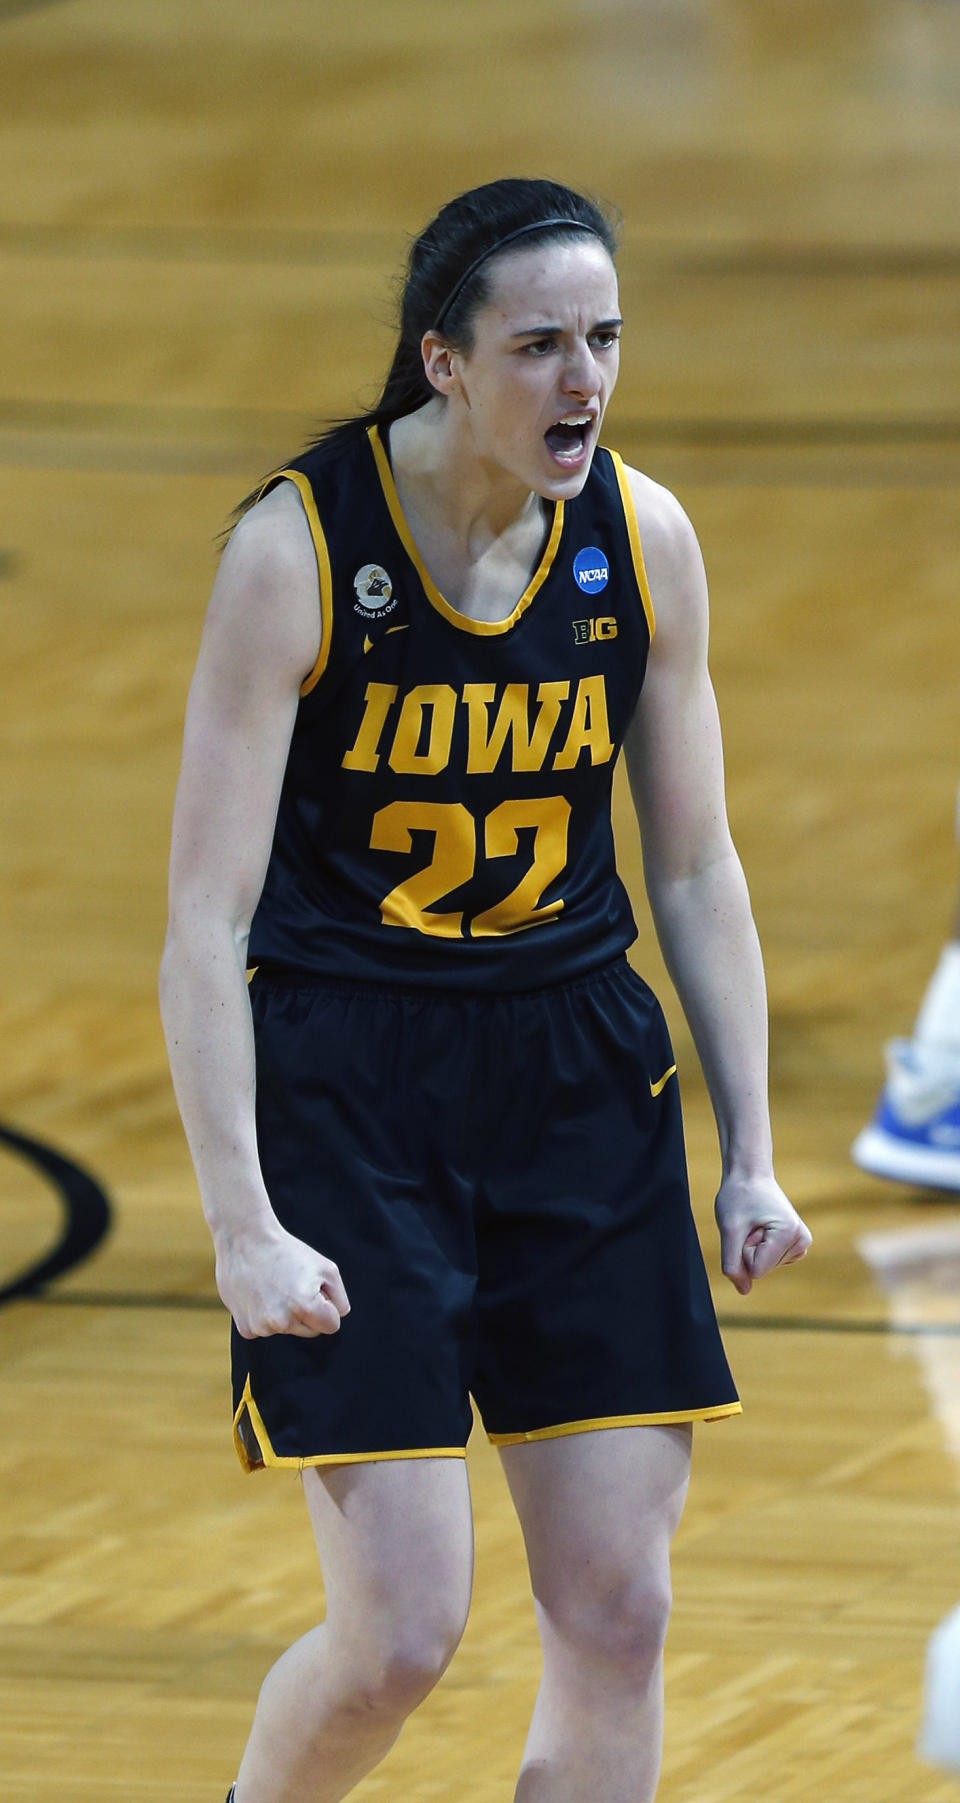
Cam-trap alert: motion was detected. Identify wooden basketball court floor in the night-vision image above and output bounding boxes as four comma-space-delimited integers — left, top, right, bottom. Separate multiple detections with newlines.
1, 1, 960, 1796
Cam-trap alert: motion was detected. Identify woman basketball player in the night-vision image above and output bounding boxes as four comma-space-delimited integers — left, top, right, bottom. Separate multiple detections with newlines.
159, 177, 811, 1803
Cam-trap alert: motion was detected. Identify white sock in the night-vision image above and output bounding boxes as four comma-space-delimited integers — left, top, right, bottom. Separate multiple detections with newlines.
913, 942, 960, 1054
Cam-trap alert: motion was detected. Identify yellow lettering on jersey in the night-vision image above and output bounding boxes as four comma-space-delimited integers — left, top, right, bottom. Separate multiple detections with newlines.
371, 799, 473, 937
388, 684, 457, 776
342, 682, 399, 772
471, 796, 571, 936
552, 675, 614, 770
463, 680, 571, 775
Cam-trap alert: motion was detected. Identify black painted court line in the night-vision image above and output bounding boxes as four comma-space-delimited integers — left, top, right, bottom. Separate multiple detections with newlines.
40, 1289, 222, 1311
622, 416, 960, 446
3, 396, 959, 447
0, 0, 75, 20
2, 396, 960, 482
672, 245, 960, 278
0, 1122, 112, 1303
0, 221, 395, 265
18, 1288, 960, 1337
716, 1312, 960, 1337
0, 396, 309, 439
2, 220, 960, 275
608, 418, 960, 456
5, 445, 959, 483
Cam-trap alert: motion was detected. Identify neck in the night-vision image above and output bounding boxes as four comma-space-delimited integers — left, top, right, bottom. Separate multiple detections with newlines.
388, 401, 543, 556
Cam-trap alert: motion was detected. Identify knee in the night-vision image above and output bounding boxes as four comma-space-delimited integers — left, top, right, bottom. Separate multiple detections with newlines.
351, 1605, 467, 1719
537, 1561, 673, 1676
357, 1628, 461, 1717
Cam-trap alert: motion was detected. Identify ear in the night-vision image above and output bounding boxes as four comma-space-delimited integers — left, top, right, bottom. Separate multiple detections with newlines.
421, 331, 462, 397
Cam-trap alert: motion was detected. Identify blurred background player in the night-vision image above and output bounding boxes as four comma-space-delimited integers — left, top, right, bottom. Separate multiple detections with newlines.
853, 783, 960, 1194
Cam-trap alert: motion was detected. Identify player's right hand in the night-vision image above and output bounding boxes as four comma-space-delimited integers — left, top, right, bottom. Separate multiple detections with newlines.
214, 1223, 350, 1340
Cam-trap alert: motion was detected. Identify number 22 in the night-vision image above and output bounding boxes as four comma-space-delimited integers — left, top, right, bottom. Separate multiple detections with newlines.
369, 796, 572, 940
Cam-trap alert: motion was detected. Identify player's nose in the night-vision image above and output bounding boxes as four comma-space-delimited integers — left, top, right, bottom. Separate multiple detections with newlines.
560, 339, 602, 400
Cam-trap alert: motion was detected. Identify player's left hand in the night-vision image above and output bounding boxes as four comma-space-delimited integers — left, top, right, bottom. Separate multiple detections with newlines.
714, 1173, 811, 1295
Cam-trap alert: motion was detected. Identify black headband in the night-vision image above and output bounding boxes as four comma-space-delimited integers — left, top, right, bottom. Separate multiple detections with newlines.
431, 218, 602, 332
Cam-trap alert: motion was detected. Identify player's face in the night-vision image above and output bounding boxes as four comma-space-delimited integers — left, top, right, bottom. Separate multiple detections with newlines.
452, 239, 621, 499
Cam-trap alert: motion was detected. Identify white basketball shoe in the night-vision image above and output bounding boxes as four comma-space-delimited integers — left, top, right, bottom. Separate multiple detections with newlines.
852, 1038, 960, 1192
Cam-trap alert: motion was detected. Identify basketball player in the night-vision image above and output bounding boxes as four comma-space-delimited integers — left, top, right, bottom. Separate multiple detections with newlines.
159, 178, 812, 1803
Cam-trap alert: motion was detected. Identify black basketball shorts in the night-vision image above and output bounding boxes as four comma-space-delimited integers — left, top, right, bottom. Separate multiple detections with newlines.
232, 957, 740, 1471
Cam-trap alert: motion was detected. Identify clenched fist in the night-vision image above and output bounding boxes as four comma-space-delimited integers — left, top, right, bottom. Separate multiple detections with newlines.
215, 1222, 351, 1339
715, 1174, 811, 1296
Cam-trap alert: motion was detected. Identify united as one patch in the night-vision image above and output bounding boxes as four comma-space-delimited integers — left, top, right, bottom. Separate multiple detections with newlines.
353, 564, 397, 618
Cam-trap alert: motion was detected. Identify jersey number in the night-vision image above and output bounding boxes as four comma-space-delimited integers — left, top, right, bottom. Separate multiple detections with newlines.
369, 797, 571, 939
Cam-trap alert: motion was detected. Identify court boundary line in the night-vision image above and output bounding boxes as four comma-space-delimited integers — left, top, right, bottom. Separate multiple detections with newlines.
0, 1122, 112, 1302
9, 1288, 960, 1337
3, 396, 958, 445
0, 0, 76, 21
1, 219, 959, 273
2, 398, 960, 483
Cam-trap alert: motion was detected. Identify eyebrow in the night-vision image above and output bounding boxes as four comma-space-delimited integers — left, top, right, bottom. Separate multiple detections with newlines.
509, 316, 623, 338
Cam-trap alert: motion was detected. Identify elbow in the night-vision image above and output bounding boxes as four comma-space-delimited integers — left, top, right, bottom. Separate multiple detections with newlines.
159, 904, 251, 1003
643, 840, 745, 907
160, 907, 196, 978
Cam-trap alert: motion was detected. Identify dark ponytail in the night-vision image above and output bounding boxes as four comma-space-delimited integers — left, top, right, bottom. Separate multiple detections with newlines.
229, 178, 619, 528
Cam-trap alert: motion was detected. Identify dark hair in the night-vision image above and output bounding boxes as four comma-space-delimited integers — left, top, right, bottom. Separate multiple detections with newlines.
229, 177, 619, 528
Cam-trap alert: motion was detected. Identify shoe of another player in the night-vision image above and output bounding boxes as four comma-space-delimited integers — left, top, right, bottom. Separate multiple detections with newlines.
852, 1038, 960, 1192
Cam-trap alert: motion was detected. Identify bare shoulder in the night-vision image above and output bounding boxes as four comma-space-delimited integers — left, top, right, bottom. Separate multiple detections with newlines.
205, 478, 321, 687
621, 464, 708, 641
218, 478, 317, 594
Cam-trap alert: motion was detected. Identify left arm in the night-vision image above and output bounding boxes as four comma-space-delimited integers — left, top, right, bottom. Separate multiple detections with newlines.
622, 469, 811, 1294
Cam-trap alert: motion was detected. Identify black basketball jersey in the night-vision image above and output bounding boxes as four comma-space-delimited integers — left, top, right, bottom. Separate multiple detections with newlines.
247, 424, 655, 991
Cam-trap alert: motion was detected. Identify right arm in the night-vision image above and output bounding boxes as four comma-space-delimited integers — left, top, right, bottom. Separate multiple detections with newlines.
159, 482, 349, 1340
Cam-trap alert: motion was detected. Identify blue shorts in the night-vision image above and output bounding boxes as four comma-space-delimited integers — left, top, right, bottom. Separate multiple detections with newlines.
232, 957, 740, 1471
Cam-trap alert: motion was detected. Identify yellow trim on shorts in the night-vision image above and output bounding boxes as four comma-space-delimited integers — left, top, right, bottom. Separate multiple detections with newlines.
256, 467, 334, 697
609, 450, 655, 642
233, 1376, 465, 1473
295, 1446, 466, 1470
233, 1375, 274, 1472
487, 1401, 742, 1446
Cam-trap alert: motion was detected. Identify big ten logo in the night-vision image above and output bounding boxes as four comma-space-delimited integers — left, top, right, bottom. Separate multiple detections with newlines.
572, 617, 618, 645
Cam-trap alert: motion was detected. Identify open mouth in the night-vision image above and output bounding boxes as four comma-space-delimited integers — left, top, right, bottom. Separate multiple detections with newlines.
544, 414, 593, 463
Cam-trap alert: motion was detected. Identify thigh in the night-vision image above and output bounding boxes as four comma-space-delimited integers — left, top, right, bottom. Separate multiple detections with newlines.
499, 1423, 691, 1601
303, 1455, 475, 1643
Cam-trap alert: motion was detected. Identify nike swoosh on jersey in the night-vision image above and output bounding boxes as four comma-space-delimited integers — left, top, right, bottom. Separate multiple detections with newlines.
649, 1064, 677, 1097
363, 624, 410, 654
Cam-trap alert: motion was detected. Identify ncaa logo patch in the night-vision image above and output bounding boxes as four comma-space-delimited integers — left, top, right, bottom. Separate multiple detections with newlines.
573, 546, 609, 595
353, 563, 397, 619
